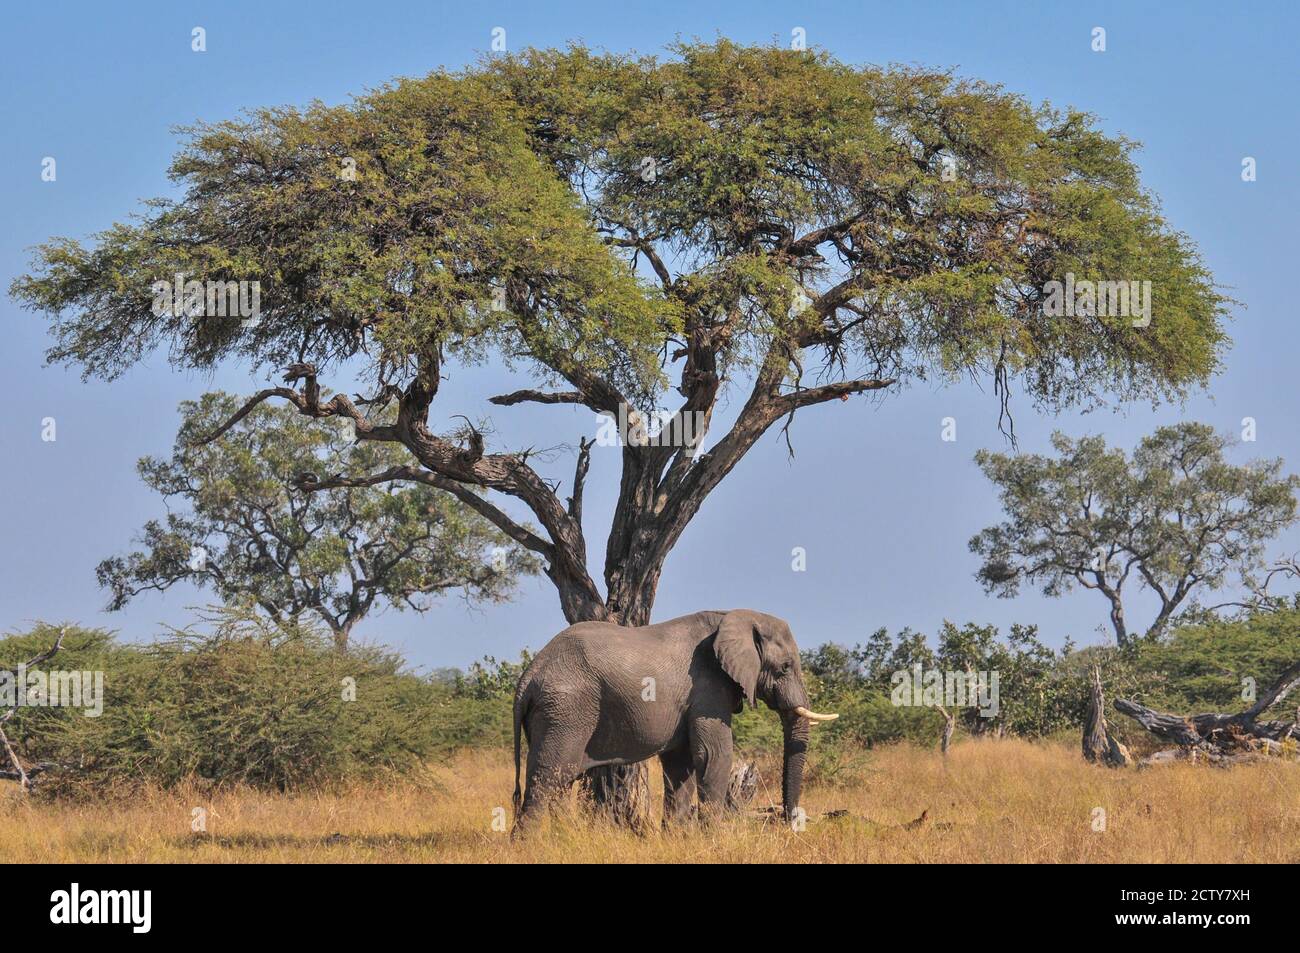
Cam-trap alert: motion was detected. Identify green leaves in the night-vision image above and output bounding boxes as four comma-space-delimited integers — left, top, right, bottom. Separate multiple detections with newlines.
971, 423, 1300, 642
489, 42, 1228, 407
0, 615, 451, 796
13, 40, 1228, 413
798, 620, 1078, 741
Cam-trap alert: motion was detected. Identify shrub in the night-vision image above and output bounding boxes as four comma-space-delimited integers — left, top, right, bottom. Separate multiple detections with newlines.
452, 652, 532, 701
1129, 608, 1300, 714
2, 611, 445, 797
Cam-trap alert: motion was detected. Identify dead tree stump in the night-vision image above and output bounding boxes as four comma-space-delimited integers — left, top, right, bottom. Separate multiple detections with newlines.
727, 760, 759, 810
938, 705, 955, 755
1082, 666, 1131, 767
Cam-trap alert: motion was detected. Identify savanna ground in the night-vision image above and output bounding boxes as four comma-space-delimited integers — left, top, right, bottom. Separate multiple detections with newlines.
4, 738, 1297, 863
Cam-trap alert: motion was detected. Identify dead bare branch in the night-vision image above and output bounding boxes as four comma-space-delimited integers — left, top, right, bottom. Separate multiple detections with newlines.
0, 627, 67, 791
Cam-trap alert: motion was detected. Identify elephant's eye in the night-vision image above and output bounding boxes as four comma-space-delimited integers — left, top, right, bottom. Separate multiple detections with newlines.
781, 660, 792, 674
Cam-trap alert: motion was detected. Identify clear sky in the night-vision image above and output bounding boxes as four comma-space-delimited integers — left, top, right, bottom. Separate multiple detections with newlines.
2, 1, 1297, 672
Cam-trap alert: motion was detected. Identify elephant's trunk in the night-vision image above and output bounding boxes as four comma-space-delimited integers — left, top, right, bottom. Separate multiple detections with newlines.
780, 710, 810, 819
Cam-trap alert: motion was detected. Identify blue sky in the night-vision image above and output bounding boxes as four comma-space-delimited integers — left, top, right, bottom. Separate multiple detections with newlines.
2, 1, 1297, 671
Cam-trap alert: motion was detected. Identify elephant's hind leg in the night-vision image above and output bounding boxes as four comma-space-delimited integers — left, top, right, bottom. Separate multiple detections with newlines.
659, 746, 696, 826
516, 728, 587, 832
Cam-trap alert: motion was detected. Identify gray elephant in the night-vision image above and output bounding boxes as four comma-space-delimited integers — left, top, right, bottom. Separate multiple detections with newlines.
511, 609, 836, 829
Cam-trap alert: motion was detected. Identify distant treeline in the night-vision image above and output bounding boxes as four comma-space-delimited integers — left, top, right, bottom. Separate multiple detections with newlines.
3, 606, 1297, 797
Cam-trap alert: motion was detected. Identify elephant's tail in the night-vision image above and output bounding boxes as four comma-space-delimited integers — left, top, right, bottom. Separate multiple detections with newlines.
512, 685, 529, 818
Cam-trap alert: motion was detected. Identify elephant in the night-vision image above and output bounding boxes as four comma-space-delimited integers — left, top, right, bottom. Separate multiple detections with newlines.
511, 609, 837, 829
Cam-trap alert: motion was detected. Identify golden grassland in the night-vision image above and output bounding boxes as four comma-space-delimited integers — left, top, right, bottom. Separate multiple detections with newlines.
3, 738, 1297, 863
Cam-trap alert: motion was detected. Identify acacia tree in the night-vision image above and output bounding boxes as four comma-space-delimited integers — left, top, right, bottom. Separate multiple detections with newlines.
970, 423, 1299, 646
13, 42, 1227, 803
98, 393, 538, 651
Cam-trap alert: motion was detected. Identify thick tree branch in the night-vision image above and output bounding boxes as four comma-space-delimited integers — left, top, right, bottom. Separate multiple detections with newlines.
603, 233, 674, 291
190, 365, 402, 446
569, 438, 593, 524
1245, 658, 1300, 720
295, 465, 553, 558
507, 282, 629, 416
489, 389, 587, 407
775, 377, 895, 411
188, 359, 605, 621
785, 211, 869, 259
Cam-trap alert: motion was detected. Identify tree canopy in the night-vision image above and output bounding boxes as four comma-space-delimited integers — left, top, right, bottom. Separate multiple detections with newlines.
97, 393, 538, 649
970, 423, 1299, 646
13, 40, 1231, 627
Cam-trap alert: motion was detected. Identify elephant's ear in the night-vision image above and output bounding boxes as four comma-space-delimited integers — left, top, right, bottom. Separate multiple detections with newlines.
714, 611, 761, 708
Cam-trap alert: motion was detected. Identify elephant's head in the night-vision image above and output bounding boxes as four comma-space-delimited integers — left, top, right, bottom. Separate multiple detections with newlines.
713, 610, 837, 818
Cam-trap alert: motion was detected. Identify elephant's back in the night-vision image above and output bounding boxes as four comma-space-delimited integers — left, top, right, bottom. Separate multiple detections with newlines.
523, 613, 717, 696
527, 622, 682, 690
539, 621, 652, 665
520, 622, 622, 686
536, 613, 719, 664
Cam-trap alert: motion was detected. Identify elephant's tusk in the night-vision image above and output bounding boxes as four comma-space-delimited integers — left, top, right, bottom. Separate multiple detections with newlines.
794, 706, 838, 722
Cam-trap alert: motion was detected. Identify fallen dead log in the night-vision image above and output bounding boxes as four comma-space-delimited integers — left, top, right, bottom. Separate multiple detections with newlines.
1116, 657, 1300, 764
1136, 746, 1271, 768
1114, 698, 1299, 751
0, 761, 67, 782
1138, 748, 1192, 767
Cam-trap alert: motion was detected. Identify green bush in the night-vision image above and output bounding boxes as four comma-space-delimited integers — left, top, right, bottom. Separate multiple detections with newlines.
1129, 609, 1300, 714
2, 612, 447, 797
793, 610, 1300, 754
424, 688, 514, 753
452, 652, 532, 701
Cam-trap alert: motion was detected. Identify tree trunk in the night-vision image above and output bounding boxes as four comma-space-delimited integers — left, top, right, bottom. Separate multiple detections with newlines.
1081, 666, 1131, 767
1105, 593, 1130, 648
938, 705, 955, 755
581, 761, 652, 830
331, 624, 351, 654
727, 760, 759, 810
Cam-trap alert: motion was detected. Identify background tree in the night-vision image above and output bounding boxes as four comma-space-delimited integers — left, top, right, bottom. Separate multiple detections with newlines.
97, 393, 539, 651
13, 41, 1228, 807
800, 620, 1082, 746
970, 422, 1299, 647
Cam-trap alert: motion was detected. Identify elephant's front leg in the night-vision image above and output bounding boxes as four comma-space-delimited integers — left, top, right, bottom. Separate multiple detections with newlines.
688, 715, 733, 820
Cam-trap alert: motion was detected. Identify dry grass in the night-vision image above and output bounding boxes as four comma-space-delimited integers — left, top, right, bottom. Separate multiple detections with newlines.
3, 738, 1297, 863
